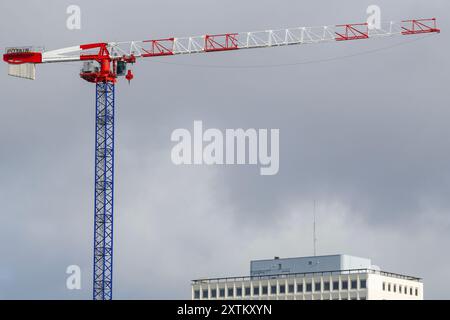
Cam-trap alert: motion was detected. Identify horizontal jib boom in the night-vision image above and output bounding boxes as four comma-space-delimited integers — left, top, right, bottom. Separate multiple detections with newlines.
2, 18, 440, 66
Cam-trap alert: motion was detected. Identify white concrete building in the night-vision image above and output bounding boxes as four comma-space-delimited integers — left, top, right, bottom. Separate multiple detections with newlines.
191, 255, 423, 300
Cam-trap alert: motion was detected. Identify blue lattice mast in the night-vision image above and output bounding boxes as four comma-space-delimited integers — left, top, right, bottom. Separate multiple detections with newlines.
93, 82, 115, 300
78, 46, 133, 301
79, 46, 132, 300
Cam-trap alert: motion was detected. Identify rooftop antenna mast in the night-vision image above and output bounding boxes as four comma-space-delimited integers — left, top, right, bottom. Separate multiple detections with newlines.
313, 200, 317, 257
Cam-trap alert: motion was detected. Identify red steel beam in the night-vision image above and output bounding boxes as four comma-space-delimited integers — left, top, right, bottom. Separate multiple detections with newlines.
80, 43, 110, 61
141, 38, 174, 57
204, 33, 239, 52
335, 23, 369, 41
401, 18, 440, 35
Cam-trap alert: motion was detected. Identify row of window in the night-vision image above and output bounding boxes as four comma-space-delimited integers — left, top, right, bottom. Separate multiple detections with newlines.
194, 279, 367, 299
382, 282, 419, 296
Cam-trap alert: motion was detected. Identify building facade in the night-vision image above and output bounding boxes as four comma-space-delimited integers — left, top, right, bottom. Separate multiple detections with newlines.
192, 255, 423, 300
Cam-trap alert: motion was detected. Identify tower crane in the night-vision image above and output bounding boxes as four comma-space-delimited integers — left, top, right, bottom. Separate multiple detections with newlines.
2, 18, 440, 300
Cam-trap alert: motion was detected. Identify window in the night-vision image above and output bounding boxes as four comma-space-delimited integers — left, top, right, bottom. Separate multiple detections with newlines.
342, 280, 348, 290
211, 289, 217, 298
315, 282, 321, 292
393, 284, 396, 293
271, 285, 277, 295
279, 285, 286, 294
399, 285, 402, 293
245, 287, 251, 296
219, 288, 225, 298
360, 279, 367, 289
324, 282, 330, 291
236, 288, 242, 297
415, 288, 418, 296
288, 284, 295, 293
306, 283, 312, 292
382, 282, 386, 291
360, 296, 367, 300
410, 287, 413, 295
203, 289, 208, 299
262, 286, 268, 295
333, 281, 339, 291
351, 280, 357, 290
227, 288, 234, 297
350, 297, 357, 300
404, 286, 407, 294
194, 290, 200, 299
297, 283, 303, 293
388, 283, 391, 292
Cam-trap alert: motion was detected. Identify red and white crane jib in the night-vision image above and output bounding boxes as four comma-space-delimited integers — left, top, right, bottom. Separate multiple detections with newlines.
109, 19, 439, 58
103, 18, 438, 62
2, 18, 440, 80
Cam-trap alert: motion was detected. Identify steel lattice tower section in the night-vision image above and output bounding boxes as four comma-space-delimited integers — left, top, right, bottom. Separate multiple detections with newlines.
93, 81, 115, 300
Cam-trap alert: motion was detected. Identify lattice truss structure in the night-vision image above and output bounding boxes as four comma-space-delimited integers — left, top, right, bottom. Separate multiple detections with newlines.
21, 19, 437, 64
93, 82, 115, 300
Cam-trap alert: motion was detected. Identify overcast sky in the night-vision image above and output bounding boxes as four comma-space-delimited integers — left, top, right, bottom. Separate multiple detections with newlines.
0, 0, 449, 299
